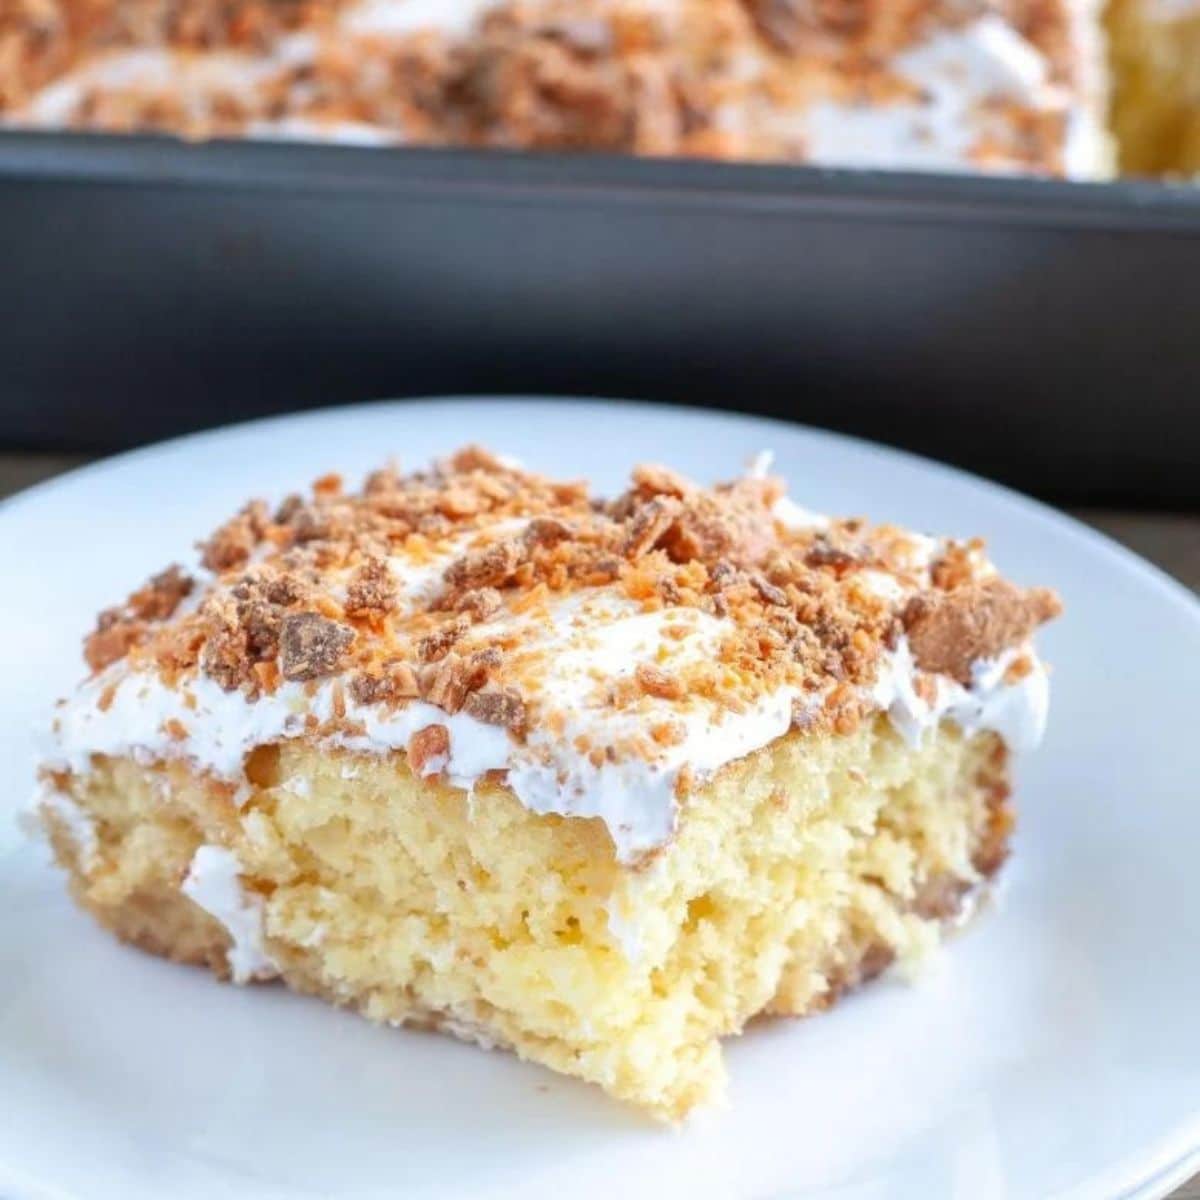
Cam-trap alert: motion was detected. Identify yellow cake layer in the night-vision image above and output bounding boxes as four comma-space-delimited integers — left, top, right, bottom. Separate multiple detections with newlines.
1108, 0, 1200, 174
43, 715, 1010, 1120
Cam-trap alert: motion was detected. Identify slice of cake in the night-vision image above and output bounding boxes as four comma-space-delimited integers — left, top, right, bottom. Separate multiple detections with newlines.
33, 447, 1060, 1119
0, 0, 1111, 177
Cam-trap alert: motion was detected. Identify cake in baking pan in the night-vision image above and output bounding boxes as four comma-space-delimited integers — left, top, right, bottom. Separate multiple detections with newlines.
0, 0, 1114, 176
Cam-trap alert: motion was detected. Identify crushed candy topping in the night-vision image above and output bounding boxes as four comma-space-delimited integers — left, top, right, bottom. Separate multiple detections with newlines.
79, 446, 1060, 763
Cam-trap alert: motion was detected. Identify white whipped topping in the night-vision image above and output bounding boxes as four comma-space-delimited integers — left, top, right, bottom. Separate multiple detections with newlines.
772, 495, 830, 532
1062, 0, 1116, 176
856, 569, 908, 605
872, 637, 1048, 753
801, 16, 1101, 176
343, 0, 497, 38
245, 118, 402, 146
181, 845, 280, 982
745, 449, 774, 479
746, 451, 830, 531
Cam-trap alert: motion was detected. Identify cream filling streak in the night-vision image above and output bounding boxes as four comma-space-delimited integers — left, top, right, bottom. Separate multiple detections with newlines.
181, 844, 280, 982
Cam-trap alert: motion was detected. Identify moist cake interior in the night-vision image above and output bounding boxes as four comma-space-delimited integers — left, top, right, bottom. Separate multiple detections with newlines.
45, 719, 1011, 1119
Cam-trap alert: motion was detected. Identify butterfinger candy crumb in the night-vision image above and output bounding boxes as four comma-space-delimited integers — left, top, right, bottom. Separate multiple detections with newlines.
129, 565, 194, 621
464, 687, 527, 732
349, 661, 420, 706
407, 724, 450, 775
279, 612, 355, 681
417, 616, 471, 662
523, 517, 573, 547
84, 612, 146, 672
636, 663, 684, 700
444, 539, 524, 589
455, 587, 503, 620
419, 653, 470, 713
623, 498, 681, 558
200, 501, 269, 572
631, 463, 693, 498
903, 579, 1062, 684
344, 558, 397, 620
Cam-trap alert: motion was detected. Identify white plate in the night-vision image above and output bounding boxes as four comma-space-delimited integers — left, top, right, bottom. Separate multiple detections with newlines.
2, 398, 1198, 1200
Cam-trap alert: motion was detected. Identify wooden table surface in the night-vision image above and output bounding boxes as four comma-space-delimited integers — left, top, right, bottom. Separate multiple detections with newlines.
4, 453, 1198, 1198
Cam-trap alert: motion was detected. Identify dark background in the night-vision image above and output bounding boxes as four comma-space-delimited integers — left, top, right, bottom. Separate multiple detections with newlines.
1, 134, 1198, 509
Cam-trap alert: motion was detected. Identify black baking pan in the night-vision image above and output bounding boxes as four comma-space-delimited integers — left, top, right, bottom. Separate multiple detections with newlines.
0, 130, 1198, 507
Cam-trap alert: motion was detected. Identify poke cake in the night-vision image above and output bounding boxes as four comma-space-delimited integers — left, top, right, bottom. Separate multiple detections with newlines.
0, 0, 1112, 177
33, 447, 1061, 1119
